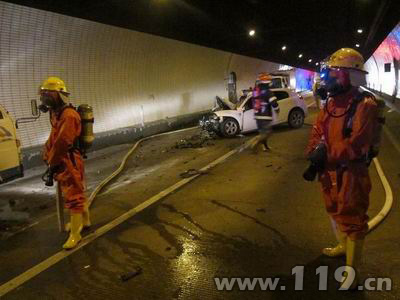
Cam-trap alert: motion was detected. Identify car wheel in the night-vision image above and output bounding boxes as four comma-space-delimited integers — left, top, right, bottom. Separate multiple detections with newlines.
288, 109, 304, 128
221, 118, 240, 137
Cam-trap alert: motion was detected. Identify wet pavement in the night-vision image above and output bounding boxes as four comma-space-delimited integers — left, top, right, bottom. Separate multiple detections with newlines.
1, 96, 400, 299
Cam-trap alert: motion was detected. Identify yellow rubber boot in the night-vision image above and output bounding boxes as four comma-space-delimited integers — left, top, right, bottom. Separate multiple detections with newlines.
322, 219, 346, 257
63, 213, 83, 250
82, 203, 91, 228
340, 238, 364, 290
65, 204, 91, 231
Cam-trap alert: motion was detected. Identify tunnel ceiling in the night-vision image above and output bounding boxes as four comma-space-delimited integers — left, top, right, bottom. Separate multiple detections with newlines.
3, 0, 400, 71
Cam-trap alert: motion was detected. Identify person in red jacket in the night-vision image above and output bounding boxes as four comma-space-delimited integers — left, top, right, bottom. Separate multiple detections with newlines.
40, 77, 90, 250
251, 73, 279, 153
306, 49, 378, 289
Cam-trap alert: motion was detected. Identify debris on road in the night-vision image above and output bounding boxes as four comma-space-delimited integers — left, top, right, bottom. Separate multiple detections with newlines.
179, 169, 208, 178
174, 131, 216, 149
266, 164, 273, 168
256, 208, 266, 213
119, 267, 143, 282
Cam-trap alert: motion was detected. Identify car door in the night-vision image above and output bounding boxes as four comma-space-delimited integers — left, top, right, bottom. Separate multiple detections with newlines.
0, 106, 20, 174
272, 90, 291, 124
241, 97, 257, 132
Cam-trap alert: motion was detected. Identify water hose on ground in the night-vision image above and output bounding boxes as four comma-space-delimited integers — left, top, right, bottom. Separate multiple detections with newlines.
87, 126, 198, 207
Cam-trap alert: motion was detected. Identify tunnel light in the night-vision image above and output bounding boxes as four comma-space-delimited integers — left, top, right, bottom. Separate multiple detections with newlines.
315, 62, 319, 66
356, 43, 360, 48
357, 29, 363, 34
282, 45, 287, 51
298, 54, 303, 58
249, 30, 255, 37
308, 59, 312, 63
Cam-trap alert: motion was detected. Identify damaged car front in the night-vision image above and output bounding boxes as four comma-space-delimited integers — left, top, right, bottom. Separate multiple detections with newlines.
199, 112, 222, 135
200, 94, 251, 137
200, 95, 236, 135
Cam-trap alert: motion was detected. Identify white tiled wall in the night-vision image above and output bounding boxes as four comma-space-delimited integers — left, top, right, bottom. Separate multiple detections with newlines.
0, 1, 282, 149
365, 23, 400, 97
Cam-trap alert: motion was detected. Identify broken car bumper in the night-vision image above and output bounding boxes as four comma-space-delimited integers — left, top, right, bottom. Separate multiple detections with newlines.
199, 114, 221, 133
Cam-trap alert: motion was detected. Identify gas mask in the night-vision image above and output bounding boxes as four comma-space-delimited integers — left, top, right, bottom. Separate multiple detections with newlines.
318, 68, 351, 98
39, 91, 61, 113
38, 103, 50, 113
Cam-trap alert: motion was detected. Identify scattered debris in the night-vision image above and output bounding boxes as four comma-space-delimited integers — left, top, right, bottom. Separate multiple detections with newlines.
119, 267, 143, 282
256, 208, 266, 213
165, 247, 172, 251
179, 169, 208, 178
266, 164, 273, 168
174, 131, 216, 149
84, 265, 91, 269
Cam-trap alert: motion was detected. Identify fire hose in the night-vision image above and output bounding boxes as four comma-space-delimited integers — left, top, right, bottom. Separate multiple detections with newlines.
87, 126, 199, 207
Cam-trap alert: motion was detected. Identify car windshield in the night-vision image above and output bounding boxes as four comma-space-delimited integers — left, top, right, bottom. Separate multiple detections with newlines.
237, 93, 251, 107
270, 78, 284, 89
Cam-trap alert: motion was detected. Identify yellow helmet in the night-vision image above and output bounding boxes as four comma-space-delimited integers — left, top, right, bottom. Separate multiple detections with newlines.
326, 48, 367, 73
39, 77, 69, 94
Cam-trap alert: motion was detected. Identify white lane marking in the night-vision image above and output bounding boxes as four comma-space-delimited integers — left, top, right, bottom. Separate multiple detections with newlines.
0, 138, 255, 297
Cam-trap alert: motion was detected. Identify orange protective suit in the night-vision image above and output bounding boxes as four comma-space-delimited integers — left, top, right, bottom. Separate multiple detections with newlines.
307, 88, 378, 240
44, 107, 86, 213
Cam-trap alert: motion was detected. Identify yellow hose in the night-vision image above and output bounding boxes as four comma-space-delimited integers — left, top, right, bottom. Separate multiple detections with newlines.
87, 126, 198, 207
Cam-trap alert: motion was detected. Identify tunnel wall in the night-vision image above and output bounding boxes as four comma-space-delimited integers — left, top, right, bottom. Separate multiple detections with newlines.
365, 22, 400, 99
0, 1, 287, 168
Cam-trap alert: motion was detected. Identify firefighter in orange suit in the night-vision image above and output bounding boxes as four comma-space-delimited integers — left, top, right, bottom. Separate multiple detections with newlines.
306, 48, 379, 289
40, 77, 90, 249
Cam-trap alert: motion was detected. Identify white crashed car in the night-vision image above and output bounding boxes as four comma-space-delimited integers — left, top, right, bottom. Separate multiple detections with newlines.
200, 88, 308, 137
